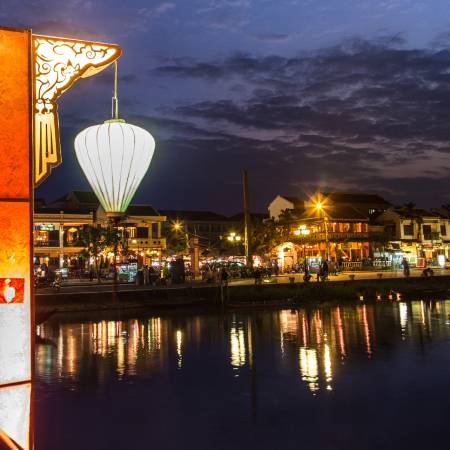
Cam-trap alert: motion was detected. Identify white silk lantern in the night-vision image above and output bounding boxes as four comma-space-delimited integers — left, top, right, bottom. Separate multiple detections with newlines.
74, 119, 155, 216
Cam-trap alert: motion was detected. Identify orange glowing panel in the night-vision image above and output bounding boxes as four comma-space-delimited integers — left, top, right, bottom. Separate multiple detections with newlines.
0, 28, 33, 388
0, 28, 31, 199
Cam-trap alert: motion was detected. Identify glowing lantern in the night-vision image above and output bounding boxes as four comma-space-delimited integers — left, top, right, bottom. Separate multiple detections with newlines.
74, 62, 155, 217
75, 120, 155, 216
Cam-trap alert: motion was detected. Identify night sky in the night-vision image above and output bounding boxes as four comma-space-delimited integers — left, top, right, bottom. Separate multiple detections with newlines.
3, 1, 450, 213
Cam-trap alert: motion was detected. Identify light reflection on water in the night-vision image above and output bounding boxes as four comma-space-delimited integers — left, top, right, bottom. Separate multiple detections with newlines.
35, 300, 450, 450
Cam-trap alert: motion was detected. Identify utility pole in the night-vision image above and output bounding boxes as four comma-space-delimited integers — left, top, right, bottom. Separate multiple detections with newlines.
242, 169, 252, 267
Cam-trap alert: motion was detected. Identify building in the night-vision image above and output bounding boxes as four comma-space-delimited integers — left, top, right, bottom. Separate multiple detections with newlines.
272, 204, 370, 270
318, 192, 391, 216
268, 192, 391, 221
375, 207, 450, 267
34, 206, 94, 270
268, 195, 305, 220
34, 191, 166, 272
159, 210, 239, 254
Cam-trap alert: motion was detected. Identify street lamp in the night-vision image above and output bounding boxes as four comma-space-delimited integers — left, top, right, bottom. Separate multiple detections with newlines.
227, 232, 242, 242
74, 62, 156, 292
293, 225, 311, 258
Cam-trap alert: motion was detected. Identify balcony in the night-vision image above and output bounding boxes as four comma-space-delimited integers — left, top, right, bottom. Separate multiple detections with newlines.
300, 232, 369, 242
128, 238, 166, 249
422, 233, 442, 242
34, 239, 60, 247
34, 240, 85, 248
63, 240, 85, 248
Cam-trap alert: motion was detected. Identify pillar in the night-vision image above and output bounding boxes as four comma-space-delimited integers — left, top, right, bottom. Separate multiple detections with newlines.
59, 223, 65, 268
0, 26, 34, 450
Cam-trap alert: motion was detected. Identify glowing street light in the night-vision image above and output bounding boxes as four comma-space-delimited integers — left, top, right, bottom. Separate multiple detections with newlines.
314, 202, 329, 259
228, 232, 242, 242
293, 225, 311, 259
172, 221, 183, 231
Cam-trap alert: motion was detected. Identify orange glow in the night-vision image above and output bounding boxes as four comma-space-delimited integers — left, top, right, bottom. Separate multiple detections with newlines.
0, 28, 33, 450
0, 28, 30, 199
0, 28, 33, 387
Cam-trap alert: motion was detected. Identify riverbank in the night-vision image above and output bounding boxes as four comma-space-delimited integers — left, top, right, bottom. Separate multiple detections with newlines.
36, 275, 450, 314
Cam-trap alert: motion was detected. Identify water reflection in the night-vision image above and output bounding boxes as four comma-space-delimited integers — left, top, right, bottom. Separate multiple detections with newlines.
230, 316, 246, 373
36, 301, 450, 396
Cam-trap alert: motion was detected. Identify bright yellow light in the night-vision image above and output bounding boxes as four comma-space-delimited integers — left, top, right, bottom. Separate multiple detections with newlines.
172, 221, 182, 231
235, 236, 242, 241
315, 202, 322, 210
227, 236, 234, 241
300, 225, 306, 230
294, 229, 301, 236
302, 229, 311, 235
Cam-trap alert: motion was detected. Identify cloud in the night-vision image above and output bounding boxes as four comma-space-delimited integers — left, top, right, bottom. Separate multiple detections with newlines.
0, 0, 176, 38
252, 33, 291, 43
151, 36, 450, 206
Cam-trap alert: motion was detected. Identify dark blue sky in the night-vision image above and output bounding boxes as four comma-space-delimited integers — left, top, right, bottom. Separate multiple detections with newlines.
3, 0, 450, 213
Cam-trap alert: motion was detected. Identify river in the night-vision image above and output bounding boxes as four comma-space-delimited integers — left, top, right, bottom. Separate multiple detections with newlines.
35, 300, 450, 450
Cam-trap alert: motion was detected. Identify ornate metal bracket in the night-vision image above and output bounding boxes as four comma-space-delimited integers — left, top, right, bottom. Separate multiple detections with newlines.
33, 36, 121, 186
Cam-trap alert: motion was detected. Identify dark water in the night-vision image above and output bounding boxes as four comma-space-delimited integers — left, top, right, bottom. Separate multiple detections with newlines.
35, 301, 450, 450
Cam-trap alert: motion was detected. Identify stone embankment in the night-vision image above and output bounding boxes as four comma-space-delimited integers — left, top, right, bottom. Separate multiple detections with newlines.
36, 275, 450, 314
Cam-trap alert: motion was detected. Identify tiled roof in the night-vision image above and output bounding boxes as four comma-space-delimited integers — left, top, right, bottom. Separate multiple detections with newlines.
280, 196, 304, 207
71, 190, 100, 204
228, 212, 269, 222
392, 208, 438, 218
126, 205, 160, 216
159, 210, 229, 222
321, 192, 391, 205
300, 205, 368, 221
34, 206, 94, 215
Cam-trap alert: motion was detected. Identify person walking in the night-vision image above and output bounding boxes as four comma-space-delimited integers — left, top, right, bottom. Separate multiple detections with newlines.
254, 267, 262, 285
220, 267, 229, 286
143, 265, 149, 285
401, 257, 410, 277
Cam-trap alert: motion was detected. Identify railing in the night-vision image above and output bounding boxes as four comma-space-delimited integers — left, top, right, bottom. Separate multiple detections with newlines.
342, 261, 362, 269
373, 260, 392, 268
34, 240, 85, 248
305, 232, 369, 241
63, 240, 85, 248
34, 240, 60, 247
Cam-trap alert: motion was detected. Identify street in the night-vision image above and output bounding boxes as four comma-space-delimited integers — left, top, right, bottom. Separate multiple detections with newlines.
36, 268, 450, 295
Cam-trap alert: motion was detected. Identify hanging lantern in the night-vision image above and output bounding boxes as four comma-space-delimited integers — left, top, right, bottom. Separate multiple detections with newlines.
75, 119, 155, 216
74, 61, 155, 217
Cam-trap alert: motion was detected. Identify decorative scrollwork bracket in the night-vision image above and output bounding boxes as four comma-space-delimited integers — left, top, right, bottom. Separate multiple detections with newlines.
33, 36, 121, 187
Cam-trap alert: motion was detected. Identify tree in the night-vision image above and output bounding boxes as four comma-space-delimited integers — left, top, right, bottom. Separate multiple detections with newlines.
165, 228, 188, 256
251, 219, 285, 256
79, 225, 121, 282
